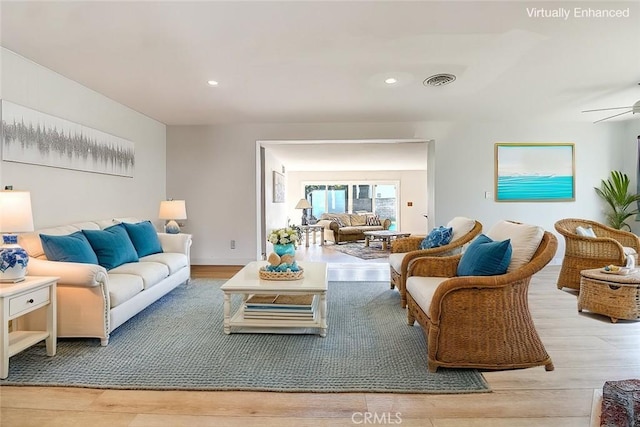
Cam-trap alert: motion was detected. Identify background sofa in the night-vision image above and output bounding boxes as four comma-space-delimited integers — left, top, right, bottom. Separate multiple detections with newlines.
19, 218, 192, 345
317, 212, 391, 244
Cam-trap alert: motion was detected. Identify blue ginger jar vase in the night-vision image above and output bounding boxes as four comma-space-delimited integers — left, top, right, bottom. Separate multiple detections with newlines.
0, 235, 29, 282
273, 243, 295, 257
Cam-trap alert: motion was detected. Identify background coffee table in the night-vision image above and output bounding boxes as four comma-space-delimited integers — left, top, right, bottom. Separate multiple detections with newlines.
363, 230, 410, 250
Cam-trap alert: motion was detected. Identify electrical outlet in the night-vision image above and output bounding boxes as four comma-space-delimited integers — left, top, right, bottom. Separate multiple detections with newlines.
230, 240, 236, 249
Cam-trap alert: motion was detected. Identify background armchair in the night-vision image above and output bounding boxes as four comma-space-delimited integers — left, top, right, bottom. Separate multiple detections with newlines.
554, 218, 640, 291
389, 218, 482, 308
405, 221, 557, 372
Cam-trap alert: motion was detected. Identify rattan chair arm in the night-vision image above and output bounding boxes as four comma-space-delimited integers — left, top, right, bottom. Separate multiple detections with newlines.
564, 236, 627, 260
391, 236, 424, 253
428, 274, 513, 323
407, 254, 461, 278
597, 230, 640, 252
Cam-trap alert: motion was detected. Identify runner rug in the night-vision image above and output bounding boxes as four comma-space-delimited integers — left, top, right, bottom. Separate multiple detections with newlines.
1, 279, 489, 393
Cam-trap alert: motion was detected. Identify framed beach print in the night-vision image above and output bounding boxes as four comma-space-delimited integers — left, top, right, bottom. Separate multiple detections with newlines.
494, 143, 575, 202
273, 170, 285, 203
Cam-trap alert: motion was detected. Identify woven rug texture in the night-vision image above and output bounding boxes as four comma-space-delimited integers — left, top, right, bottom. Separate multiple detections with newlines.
330, 241, 390, 259
1, 279, 489, 393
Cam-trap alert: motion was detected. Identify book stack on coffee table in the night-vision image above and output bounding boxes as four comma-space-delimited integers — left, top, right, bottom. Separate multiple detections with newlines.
243, 294, 317, 320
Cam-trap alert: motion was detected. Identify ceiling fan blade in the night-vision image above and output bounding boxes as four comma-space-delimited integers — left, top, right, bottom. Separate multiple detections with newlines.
582, 106, 634, 113
593, 110, 632, 123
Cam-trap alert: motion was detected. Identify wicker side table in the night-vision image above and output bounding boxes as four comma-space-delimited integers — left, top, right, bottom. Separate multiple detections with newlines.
579, 268, 640, 323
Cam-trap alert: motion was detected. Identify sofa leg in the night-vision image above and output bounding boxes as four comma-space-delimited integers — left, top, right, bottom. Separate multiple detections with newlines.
100, 337, 109, 346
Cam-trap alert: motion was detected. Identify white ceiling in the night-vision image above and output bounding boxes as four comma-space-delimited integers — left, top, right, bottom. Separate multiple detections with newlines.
1, 1, 639, 170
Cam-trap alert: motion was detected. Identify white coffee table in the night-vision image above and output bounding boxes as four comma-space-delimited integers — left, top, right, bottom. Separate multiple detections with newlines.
220, 261, 328, 336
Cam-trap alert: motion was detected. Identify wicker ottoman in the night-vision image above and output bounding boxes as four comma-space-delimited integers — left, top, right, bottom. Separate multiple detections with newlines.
579, 268, 640, 323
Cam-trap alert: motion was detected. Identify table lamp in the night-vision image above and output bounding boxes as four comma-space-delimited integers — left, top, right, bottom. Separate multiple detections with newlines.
159, 199, 187, 234
0, 191, 34, 282
295, 198, 312, 225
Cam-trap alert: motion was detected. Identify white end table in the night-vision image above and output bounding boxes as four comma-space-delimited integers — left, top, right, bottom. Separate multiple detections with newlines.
0, 276, 58, 379
300, 224, 324, 247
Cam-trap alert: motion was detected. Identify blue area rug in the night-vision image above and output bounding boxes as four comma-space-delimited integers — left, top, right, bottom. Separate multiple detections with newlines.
1, 279, 490, 393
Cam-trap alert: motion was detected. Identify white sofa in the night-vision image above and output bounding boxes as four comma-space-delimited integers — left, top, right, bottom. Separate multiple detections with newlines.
18, 218, 192, 346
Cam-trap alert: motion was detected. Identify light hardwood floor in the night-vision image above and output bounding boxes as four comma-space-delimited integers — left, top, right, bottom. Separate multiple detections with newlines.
1, 243, 638, 426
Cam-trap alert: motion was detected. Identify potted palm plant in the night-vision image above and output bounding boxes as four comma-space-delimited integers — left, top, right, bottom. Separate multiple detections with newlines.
594, 170, 640, 230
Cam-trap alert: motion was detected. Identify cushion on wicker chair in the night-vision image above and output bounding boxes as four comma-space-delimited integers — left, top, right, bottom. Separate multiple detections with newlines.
576, 226, 596, 237
406, 276, 447, 315
389, 253, 405, 272
487, 220, 544, 272
447, 217, 477, 242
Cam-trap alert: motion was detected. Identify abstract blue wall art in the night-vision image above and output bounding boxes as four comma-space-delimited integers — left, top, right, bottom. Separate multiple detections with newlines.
495, 143, 575, 202
1, 100, 134, 177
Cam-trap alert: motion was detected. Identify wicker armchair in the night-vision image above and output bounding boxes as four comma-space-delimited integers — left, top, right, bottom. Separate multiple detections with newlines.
406, 225, 557, 372
389, 220, 482, 308
554, 218, 640, 291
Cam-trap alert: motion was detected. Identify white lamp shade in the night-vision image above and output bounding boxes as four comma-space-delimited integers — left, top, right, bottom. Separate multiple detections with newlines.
159, 200, 187, 220
0, 191, 34, 233
294, 198, 312, 209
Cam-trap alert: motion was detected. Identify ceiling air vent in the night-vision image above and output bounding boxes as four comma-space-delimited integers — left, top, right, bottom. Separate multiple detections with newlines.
423, 74, 456, 87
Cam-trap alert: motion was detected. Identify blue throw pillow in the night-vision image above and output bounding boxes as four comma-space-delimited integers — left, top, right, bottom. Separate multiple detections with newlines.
420, 226, 453, 249
122, 221, 163, 257
40, 231, 99, 264
83, 223, 139, 270
457, 234, 512, 276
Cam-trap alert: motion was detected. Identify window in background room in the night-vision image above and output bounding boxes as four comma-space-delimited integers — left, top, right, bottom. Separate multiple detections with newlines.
305, 182, 398, 229
306, 185, 326, 219
352, 185, 373, 213
327, 185, 348, 213
374, 184, 397, 230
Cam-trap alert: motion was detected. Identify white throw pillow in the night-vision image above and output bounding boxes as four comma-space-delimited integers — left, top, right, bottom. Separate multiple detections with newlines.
575, 226, 596, 238
446, 217, 476, 242
486, 220, 544, 272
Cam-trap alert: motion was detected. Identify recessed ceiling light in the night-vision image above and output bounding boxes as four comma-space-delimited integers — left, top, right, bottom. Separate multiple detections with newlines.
385, 77, 398, 85
207, 80, 219, 87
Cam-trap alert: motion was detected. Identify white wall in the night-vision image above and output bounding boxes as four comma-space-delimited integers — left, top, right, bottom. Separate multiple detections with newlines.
286, 170, 428, 234
0, 48, 167, 228
263, 149, 288, 256
167, 119, 630, 265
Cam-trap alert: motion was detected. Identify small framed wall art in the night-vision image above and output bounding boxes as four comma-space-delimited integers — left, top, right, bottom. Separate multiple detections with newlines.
494, 143, 575, 202
273, 170, 285, 203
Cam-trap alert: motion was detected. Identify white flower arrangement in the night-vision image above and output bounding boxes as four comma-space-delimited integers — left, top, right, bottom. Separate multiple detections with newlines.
268, 227, 300, 246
